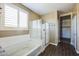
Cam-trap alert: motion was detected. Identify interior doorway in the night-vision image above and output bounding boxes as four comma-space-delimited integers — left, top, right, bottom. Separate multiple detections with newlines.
60, 15, 71, 44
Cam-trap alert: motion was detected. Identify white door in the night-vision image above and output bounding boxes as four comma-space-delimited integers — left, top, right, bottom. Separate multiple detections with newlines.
71, 14, 77, 49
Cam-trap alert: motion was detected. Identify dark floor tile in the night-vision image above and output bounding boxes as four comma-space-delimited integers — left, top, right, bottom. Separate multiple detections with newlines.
39, 42, 78, 56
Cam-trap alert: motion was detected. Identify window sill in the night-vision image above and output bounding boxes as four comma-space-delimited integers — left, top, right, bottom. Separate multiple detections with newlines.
0, 27, 28, 30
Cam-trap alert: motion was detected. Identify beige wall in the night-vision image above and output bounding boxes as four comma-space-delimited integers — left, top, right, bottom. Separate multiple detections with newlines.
41, 11, 59, 44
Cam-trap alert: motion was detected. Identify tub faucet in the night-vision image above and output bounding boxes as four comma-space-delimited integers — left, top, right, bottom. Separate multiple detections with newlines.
0, 46, 6, 56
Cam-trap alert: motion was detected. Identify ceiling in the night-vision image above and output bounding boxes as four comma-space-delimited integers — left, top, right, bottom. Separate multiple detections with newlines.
23, 3, 75, 15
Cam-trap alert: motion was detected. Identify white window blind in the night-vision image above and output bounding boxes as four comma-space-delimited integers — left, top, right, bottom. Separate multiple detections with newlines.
5, 5, 18, 27
19, 10, 28, 28
4, 4, 28, 29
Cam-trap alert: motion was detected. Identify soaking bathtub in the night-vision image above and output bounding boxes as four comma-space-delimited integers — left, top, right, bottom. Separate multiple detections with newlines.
0, 35, 42, 56
5, 39, 42, 56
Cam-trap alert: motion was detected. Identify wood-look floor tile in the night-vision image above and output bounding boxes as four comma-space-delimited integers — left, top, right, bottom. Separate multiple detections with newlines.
39, 42, 78, 56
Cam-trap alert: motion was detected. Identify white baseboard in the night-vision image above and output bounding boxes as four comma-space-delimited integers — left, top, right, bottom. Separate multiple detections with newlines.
50, 43, 58, 46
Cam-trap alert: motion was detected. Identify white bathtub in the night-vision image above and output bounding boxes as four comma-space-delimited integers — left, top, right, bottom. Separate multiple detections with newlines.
6, 39, 42, 56
0, 35, 42, 56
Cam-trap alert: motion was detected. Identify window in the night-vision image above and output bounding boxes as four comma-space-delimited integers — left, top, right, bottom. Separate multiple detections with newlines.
4, 4, 28, 29
19, 10, 28, 28
5, 5, 18, 27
